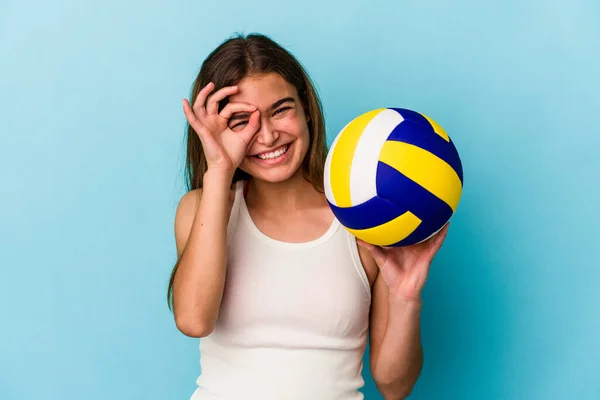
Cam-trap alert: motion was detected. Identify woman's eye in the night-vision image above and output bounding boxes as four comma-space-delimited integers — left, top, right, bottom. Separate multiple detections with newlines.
274, 107, 291, 116
230, 121, 248, 130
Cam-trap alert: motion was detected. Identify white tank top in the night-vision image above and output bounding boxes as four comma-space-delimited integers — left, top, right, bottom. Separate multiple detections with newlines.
190, 180, 372, 400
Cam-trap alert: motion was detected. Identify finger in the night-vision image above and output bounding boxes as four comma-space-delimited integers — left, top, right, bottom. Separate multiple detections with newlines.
219, 102, 257, 120
356, 239, 373, 250
435, 223, 449, 243
237, 110, 261, 143
206, 85, 239, 115
182, 99, 203, 133
184, 99, 218, 150
428, 223, 450, 255
192, 82, 215, 118
357, 239, 388, 268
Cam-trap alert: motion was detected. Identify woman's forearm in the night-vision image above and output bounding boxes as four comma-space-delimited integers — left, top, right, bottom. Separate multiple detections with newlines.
172, 170, 233, 337
373, 296, 424, 399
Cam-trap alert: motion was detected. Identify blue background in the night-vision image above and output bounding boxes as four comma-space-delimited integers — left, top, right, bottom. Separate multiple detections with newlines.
1, 1, 599, 399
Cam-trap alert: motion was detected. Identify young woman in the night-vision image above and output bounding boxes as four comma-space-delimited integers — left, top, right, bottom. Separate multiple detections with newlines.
168, 33, 449, 400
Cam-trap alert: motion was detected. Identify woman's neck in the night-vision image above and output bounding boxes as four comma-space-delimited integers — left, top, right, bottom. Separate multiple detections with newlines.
245, 172, 324, 213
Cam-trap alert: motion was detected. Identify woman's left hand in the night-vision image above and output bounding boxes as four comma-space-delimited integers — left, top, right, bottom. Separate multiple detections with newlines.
357, 223, 450, 301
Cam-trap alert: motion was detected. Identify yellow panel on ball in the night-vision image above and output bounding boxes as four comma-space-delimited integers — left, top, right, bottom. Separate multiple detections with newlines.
420, 113, 450, 142
346, 211, 422, 247
378, 141, 463, 212
328, 108, 386, 207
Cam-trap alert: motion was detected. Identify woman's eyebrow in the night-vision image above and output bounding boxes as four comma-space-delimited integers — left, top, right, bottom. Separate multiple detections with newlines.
229, 97, 295, 123
228, 112, 251, 123
269, 97, 295, 110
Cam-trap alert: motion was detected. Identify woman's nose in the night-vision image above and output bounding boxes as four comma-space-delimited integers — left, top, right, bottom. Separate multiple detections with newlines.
255, 121, 280, 146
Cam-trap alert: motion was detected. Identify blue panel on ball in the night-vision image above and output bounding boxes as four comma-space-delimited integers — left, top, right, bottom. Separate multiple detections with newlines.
376, 162, 453, 246
388, 108, 463, 183
389, 108, 430, 126
328, 195, 409, 231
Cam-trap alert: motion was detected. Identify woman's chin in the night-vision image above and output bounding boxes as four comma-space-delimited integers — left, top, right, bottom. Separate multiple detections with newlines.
240, 159, 302, 183
244, 167, 298, 184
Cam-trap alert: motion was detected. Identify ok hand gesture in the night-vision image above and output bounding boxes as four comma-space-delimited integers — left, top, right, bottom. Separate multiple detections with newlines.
182, 82, 260, 175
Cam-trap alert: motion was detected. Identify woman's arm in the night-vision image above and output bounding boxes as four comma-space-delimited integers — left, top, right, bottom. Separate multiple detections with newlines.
172, 81, 260, 337
360, 224, 450, 399
171, 169, 234, 337
369, 273, 423, 399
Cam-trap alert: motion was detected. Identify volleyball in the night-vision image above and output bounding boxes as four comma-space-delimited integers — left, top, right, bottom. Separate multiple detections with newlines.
324, 107, 463, 247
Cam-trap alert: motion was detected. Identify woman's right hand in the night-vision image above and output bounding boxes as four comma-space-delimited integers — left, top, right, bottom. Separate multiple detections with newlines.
182, 82, 261, 175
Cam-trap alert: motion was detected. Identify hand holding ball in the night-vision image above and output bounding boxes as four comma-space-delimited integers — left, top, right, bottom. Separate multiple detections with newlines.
324, 108, 463, 247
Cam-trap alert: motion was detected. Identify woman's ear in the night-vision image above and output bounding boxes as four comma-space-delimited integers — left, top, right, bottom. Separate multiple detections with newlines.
303, 102, 311, 122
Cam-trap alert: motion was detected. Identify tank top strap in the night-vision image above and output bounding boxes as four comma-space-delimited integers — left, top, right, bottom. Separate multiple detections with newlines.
226, 180, 245, 245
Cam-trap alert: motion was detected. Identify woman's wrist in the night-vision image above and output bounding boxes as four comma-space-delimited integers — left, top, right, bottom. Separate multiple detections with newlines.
204, 168, 235, 186
389, 294, 423, 311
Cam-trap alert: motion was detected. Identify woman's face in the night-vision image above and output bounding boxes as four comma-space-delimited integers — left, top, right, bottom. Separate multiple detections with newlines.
227, 72, 310, 183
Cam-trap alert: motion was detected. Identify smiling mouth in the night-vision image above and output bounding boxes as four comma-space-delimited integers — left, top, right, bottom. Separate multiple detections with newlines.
255, 144, 289, 160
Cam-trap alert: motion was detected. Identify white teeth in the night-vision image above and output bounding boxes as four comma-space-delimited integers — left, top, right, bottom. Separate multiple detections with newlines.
257, 145, 288, 160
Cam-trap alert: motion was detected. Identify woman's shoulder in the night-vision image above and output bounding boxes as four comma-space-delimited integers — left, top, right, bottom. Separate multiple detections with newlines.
173, 182, 240, 254
176, 182, 239, 215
